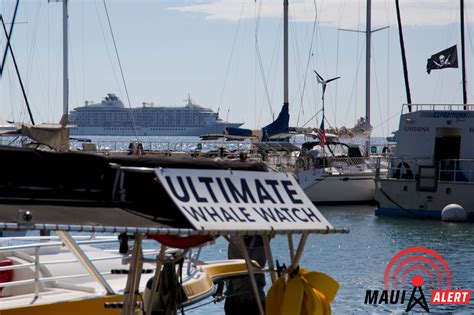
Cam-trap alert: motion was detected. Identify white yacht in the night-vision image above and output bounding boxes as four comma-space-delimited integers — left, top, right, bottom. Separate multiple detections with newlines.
375, 104, 474, 220
69, 94, 242, 136
295, 140, 377, 203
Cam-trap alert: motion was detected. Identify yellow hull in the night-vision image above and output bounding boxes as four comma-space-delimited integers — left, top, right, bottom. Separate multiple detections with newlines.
0, 261, 249, 315
0, 295, 124, 315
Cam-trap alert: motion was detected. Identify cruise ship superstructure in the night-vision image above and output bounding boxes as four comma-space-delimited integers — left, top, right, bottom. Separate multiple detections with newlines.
69, 94, 243, 136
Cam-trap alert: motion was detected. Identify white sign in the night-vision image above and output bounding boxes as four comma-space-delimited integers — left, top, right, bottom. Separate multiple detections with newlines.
156, 168, 333, 231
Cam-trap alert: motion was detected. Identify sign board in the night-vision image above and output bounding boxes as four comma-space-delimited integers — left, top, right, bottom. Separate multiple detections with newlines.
156, 168, 333, 231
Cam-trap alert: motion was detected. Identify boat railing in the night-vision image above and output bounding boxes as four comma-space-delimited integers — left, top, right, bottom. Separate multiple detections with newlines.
70, 140, 253, 153
376, 157, 474, 184
438, 159, 474, 183
402, 103, 473, 113
0, 236, 169, 298
378, 157, 432, 180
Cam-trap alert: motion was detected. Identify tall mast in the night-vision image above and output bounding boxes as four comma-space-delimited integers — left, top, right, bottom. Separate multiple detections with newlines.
62, 0, 69, 123
283, 0, 289, 107
395, 0, 412, 110
365, 0, 371, 155
460, 0, 467, 108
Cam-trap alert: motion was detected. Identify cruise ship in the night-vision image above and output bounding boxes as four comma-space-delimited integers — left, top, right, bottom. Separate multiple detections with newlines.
69, 94, 243, 136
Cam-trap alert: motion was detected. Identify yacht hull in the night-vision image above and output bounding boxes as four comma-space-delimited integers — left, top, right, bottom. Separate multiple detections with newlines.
375, 179, 474, 220
299, 169, 375, 203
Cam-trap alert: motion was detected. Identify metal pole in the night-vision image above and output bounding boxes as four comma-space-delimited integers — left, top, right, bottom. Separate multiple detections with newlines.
365, 0, 371, 156
395, 0, 412, 109
287, 234, 295, 261
57, 231, 114, 294
283, 0, 289, 107
145, 245, 166, 314
237, 237, 265, 315
62, 0, 69, 123
122, 234, 143, 315
262, 235, 276, 283
34, 247, 40, 299
291, 232, 309, 269
460, 0, 468, 108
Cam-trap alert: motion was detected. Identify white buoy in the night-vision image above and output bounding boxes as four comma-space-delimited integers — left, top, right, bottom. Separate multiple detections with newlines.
441, 204, 467, 222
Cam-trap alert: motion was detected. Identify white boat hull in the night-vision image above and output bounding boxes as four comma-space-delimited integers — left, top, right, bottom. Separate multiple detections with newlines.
298, 169, 375, 203
375, 178, 474, 219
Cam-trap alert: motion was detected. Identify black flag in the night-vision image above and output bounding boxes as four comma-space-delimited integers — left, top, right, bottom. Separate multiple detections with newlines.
426, 45, 458, 74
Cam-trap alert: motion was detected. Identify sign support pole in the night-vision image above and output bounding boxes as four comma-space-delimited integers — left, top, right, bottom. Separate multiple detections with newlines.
237, 236, 265, 315
263, 235, 277, 283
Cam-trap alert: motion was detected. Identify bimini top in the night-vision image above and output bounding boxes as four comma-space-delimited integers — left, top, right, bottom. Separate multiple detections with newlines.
0, 146, 348, 236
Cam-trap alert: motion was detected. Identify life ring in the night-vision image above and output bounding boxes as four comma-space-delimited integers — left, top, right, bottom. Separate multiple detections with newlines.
297, 157, 307, 170
394, 161, 414, 179
149, 235, 215, 249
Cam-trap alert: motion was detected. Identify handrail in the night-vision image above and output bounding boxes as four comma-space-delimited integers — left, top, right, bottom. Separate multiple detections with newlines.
378, 157, 474, 183
402, 103, 474, 113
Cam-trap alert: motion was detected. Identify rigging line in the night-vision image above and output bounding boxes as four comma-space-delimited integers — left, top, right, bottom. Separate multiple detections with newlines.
259, 17, 282, 127
300, 108, 323, 128
432, 0, 456, 103
25, 0, 41, 90
372, 111, 400, 130
354, 0, 361, 124
334, 0, 344, 126
371, 44, 385, 136
94, 0, 124, 102
256, 39, 274, 120
69, 27, 80, 114
1, 17, 35, 124
82, 0, 85, 104
342, 42, 364, 127
296, 0, 318, 127
385, 1, 390, 137
289, 21, 304, 116
217, 0, 245, 112
0, 0, 20, 75
102, 0, 139, 139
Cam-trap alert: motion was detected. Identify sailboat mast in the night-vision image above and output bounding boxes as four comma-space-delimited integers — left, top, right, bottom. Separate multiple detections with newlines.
365, 0, 371, 155
283, 0, 289, 107
460, 0, 467, 108
62, 0, 69, 123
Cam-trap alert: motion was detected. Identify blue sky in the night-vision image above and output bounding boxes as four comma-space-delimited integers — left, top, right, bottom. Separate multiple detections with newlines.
1, 0, 473, 136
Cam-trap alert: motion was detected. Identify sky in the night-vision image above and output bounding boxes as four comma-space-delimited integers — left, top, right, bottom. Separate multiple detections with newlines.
1, 0, 473, 137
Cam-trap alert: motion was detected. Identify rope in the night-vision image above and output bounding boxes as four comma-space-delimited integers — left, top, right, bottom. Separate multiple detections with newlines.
217, 0, 245, 113
296, 0, 318, 127
102, 0, 140, 140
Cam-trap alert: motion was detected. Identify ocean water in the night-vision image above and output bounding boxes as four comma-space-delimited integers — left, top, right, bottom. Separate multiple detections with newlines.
192, 205, 474, 314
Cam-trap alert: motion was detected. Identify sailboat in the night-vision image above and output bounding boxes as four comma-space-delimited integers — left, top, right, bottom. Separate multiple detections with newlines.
286, 0, 384, 203
0, 0, 73, 152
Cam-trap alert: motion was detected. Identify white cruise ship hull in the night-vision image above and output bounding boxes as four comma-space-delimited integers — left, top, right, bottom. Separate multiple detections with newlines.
70, 123, 242, 136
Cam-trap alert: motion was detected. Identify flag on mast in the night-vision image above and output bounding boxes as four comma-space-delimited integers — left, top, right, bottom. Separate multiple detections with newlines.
426, 45, 458, 74
317, 120, 327, 146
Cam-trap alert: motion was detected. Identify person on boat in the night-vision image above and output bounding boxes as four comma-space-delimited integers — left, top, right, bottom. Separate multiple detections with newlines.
224, 235, 266, 315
